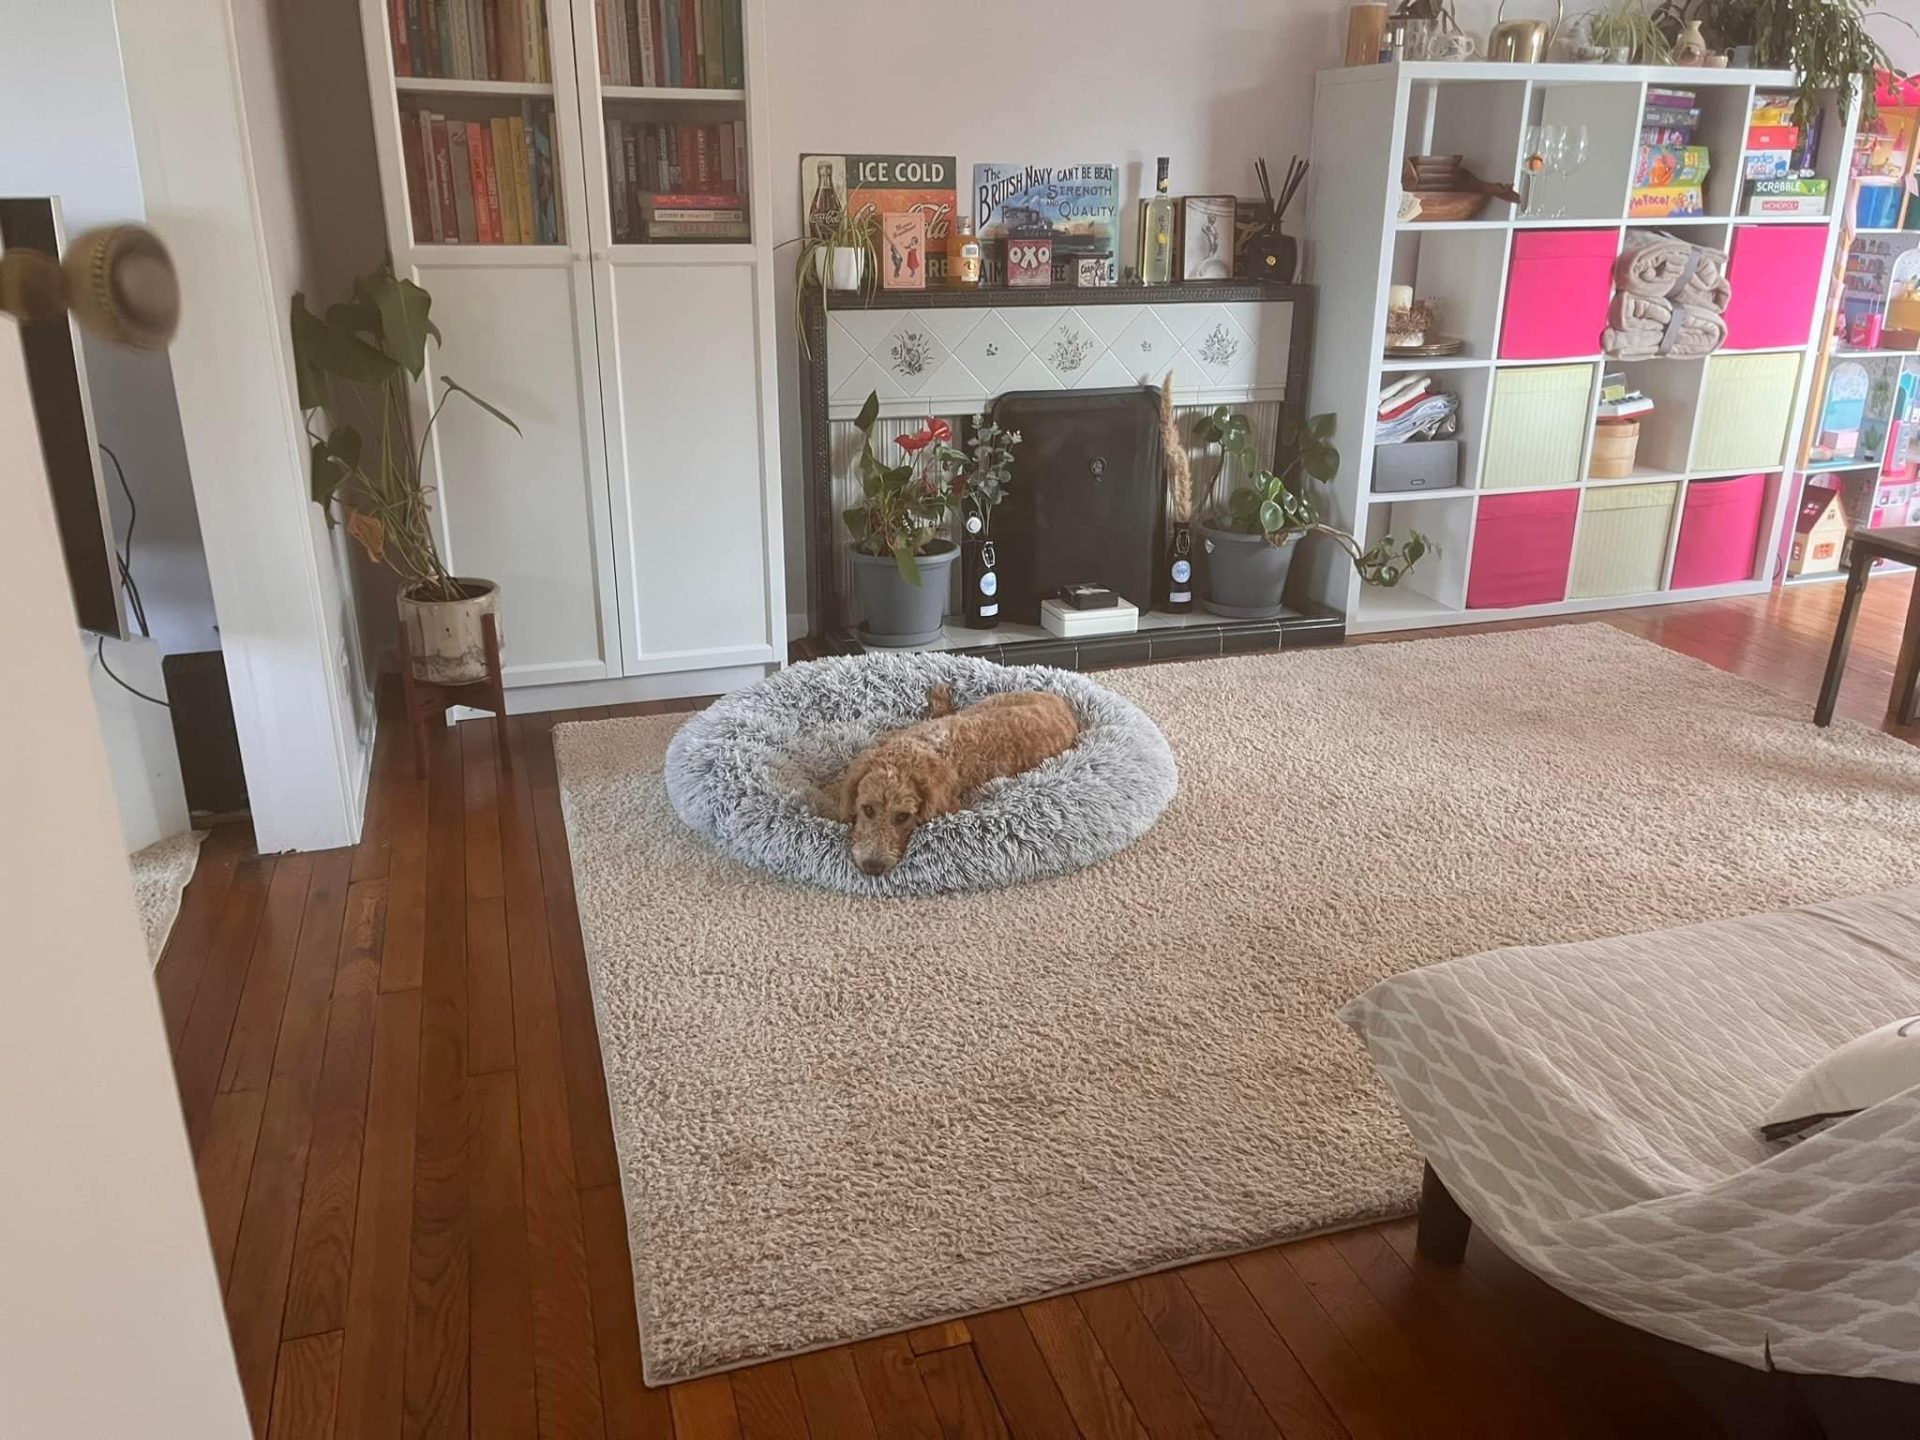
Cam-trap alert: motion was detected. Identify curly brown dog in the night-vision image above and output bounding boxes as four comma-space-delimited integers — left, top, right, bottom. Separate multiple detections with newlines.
838, 684, 1080, 876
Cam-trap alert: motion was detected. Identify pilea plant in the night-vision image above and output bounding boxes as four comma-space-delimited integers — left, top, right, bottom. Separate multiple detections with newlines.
1197, 405, 1432, 587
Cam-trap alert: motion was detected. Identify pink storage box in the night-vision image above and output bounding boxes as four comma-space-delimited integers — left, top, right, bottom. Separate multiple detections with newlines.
1723, 226, 1828, 350
1499, 230, 1618, 359
1468, 490, 1578, 609
1671, 473, 1767, 589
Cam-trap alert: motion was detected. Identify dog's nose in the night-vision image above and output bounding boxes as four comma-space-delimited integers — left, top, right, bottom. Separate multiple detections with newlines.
858, 858, 890, 877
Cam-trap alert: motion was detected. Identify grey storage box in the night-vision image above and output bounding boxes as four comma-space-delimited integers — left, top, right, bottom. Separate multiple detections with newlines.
1372, 438, 1459, 493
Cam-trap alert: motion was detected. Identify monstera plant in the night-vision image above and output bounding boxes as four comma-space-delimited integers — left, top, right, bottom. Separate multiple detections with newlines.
291, 264, 519, 683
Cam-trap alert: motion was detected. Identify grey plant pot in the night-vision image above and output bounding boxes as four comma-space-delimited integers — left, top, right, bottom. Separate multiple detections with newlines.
851, 541, 959, 647
1200, 525, 1296, 619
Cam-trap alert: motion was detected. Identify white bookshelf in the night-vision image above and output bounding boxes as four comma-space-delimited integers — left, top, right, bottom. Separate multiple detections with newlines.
357, 0, 787, 704
1301, 61, 1860, 635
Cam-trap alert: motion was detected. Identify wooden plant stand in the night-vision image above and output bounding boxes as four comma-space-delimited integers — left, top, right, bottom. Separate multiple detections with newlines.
396, 612, 511, 780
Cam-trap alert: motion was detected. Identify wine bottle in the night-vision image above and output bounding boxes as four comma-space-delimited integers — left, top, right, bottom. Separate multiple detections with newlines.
1163, 522, 1194, 613
1138, 157, 1175, 286
962, 518, 1000, 630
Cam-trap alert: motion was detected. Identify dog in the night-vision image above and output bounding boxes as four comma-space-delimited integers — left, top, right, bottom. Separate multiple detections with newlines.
838, 684, 1080, 877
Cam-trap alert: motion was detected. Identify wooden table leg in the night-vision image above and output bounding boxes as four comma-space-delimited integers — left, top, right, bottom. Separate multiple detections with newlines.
1815, 553, 1872, 727
1415, 1161, 1471, 1265
482, 612, 511, 770
1896, 572, 1920, 726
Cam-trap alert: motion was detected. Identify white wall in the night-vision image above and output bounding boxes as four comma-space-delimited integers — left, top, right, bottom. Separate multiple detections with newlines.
118, 0, 376, 852
0, 0, 220, 657
0, 309, 249, 1439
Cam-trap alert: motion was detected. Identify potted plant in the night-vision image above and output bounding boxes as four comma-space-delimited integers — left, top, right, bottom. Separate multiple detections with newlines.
844, 390, 969, 646
955, 414, 1021, 629
790, 207, 880, 359
291, 264, 519, 685
1654, 0, 1909, 119
1194, 406, 1431, 618
1581, 0, 1670, 61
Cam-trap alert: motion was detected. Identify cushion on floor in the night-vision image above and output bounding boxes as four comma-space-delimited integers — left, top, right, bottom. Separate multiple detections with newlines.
663, 652, 1177, 896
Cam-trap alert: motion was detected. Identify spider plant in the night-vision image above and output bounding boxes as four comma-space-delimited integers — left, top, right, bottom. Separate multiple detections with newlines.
789, 206, 880, 358
1583, 0, 1671, 61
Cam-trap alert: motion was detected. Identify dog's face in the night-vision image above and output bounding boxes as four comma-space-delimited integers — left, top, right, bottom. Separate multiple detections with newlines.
840, 755, 954, 876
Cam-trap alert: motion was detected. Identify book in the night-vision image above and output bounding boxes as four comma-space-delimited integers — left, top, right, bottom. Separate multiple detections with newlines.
460, 121, 489, 242
484, 123, 507, 241
428, 115, 456, 240
1642, 105, 1701, 130
1744, 150, 1796, 180
532, 112, 557, 242
479, 0, 497, 76
1747, 125, 1798, 151
702, 0, 724, 88
720, 0, 742, 87
489, 118, 519, 241
448, 0, 470, 76
1640, 127, 1692, 147
1646, 87, 1696, 108
690, 0, 707, 84
649, 0, 668, 87
634, 0, 656, 85
404, 0, 427, 75
679, 0, 698, 84
433, 0, 452, 75
623, 128, 642, 237
644, 218, 749, 239
402, 115, 432, 240
447, 122, 477, 241
508, 115, 535, 243
608, 121, 630, 241
389, 0, 411, 74
523, 0, 544, 80
661, 0, 679, 88
498, 0, 523, 80
1627, 184, 1704, 218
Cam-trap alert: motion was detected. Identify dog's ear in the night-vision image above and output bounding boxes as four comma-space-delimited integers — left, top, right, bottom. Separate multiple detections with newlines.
925, 683, 956, 718
913, 756, 961, 819
836, 755, 870, 824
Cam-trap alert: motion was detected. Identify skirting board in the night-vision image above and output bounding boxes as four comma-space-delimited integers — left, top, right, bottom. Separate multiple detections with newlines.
447, 661, 776, 722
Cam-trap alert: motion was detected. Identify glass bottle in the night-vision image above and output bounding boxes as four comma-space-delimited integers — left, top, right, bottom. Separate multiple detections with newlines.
1162, 523, 1194, 613
947, 214, 983, 288
1138, 157, 1175, 286
961, 512, 999, 628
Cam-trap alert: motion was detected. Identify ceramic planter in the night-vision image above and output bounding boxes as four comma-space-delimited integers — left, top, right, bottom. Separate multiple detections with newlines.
851, 541, 958, 647
397, 576, 500, 684
814, 246, 869, 293
1201, 525, 1296, 619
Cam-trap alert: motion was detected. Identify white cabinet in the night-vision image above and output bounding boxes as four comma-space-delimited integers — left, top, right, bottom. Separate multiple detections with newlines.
357, 0, 783, 702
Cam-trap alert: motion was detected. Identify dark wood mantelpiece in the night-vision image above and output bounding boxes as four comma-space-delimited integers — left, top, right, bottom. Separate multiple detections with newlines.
827, 279, 1314, 311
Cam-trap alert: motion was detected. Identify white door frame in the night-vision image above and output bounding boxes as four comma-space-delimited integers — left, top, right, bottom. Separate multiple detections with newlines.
116, 0, 370, 852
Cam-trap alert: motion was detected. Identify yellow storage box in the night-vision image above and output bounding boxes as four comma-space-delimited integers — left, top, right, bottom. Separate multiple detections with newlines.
1569, 481, 1680, 599
1690, 353, 1801, 473
1481, 364, 1595, 490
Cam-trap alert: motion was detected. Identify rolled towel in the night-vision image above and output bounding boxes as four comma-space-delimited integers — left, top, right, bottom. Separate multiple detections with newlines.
1616, 234, 1731, 311
1604, 295, 1726, 359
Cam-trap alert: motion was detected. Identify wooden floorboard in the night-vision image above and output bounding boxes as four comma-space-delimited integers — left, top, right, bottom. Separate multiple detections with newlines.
162, 581, 1920, 1438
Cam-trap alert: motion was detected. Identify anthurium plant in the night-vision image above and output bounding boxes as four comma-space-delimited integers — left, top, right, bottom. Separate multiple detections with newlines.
1200, 406, 1432, 587
843, 391, 972, 584
291, 265, 518, 601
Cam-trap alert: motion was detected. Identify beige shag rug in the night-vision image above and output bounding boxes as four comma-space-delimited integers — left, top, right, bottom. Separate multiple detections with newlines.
554, 625, 1920, 1383
129, 831, 204, 966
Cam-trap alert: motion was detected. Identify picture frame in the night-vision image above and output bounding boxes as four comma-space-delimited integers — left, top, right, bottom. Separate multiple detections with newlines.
880, 212, 927, 290
1180, 195, 1237, 282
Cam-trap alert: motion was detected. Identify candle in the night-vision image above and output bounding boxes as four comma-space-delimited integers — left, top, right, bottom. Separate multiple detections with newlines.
1389, 284, 1414, 313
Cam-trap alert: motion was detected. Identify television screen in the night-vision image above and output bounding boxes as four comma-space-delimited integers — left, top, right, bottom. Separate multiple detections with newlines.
1, 196, 126, 638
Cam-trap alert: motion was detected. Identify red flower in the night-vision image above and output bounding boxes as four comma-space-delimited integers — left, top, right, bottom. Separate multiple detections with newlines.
927, 418, 953, 442
896, 428, 933, 454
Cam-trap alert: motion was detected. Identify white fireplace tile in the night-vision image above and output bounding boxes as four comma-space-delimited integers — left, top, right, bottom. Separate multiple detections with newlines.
915, 354, 989, 414
1112, 309, 1181, 377
1002, 351, 1064, 393
1075, 304, 1142, 347
831, 355, 905, 408
1076, 349, 1141, 392
829, 308, 903, 356
877, 320, 948, 397
918, 307, 987, 352
1153, 302, 1214, 347
998, 305, 1068, 349
825, 322, 865, 396
949, 311, 1022, 395
1186, 313, 1259, 389
1036, 312, 1107, 387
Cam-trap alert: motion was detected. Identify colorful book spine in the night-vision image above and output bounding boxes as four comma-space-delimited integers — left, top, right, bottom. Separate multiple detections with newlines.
1749, 176, 1829, 196
632, 0, 654, 86
401, 116, 432, 239
703, 0, 723, 87
509, 116, 536, 243
489, 118, 519, 241
1747, 195, 1828, 217
1747, 125, 1798, 151
448, 0, 470, 76
1643, 106, 1701, 130
679, 0, 697, 84
1633, 145, 1710, 187
532, 113, 556, 242
446, 122, 475, 240
428, 116, 455, 241
1627, 184, 1704, 218
720, 0, 741, 86
461, 121, 490, 242
608, 122, 629, 240
661, 0, 680, 88
388, 0, 410, 73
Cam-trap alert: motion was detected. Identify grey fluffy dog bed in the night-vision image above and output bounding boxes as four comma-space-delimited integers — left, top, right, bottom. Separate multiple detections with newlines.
663, 652, 1177, 896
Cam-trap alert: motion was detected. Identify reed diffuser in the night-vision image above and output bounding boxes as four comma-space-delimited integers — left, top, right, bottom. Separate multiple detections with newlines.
1159, 374, 1197, 613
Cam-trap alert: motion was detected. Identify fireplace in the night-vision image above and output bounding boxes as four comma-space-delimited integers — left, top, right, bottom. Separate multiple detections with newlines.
802, 283, 1338, 667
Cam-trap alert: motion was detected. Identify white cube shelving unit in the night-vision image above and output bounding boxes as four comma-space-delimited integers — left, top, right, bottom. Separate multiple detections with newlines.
1301, 61, 1859, 634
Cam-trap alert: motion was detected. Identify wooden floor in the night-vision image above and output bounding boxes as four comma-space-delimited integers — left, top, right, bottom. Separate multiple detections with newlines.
158, 574, 1920, 1439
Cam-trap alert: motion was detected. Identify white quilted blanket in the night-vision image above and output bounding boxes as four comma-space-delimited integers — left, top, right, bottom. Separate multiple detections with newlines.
1340, 886, 1920, 1381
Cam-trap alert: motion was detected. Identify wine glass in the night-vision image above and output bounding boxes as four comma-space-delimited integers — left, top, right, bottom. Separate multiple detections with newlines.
1520, 124, 1547, 218
1554, 124, 1591, 218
